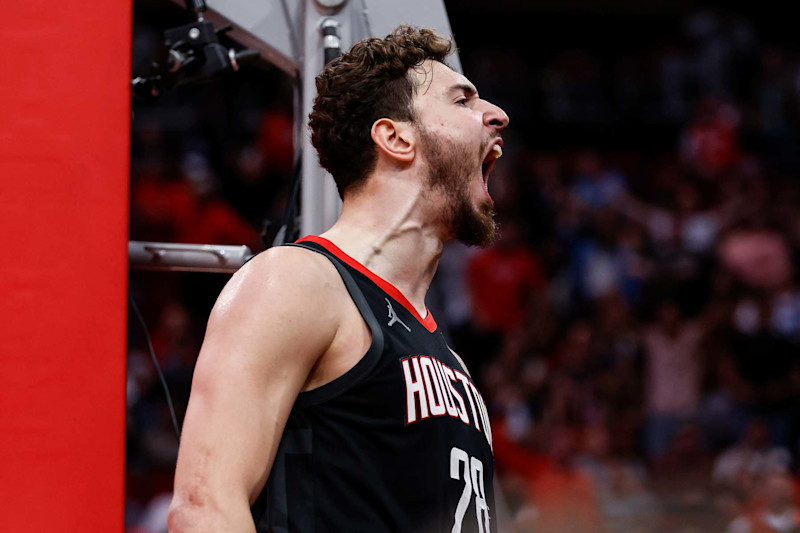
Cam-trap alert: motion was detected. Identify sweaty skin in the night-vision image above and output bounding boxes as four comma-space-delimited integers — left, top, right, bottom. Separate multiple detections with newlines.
167, 59, 508, 532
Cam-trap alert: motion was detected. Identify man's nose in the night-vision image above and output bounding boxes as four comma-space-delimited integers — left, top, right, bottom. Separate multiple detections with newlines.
483, 100, 509, 131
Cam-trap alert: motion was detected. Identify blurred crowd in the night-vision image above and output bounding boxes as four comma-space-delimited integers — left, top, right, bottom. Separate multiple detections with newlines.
448, 138, 800, 531
126, 7, 800, 533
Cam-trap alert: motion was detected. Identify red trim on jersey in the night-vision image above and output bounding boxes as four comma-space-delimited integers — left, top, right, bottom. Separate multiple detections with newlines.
297, 235, 438, 333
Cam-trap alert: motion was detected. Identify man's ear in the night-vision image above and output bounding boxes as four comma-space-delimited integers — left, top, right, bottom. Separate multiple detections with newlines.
371, 118, 415, 163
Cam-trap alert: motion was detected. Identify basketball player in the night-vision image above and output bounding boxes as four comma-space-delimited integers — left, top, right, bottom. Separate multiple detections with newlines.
168, 26, 508, 532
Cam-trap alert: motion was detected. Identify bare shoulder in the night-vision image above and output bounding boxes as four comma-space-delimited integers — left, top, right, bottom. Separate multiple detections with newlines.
216, 245, 339, 313
200, 245, 345, 372
171, 245, 347, 521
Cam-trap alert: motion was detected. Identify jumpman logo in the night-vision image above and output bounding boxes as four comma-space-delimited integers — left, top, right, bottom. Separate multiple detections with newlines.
385, 298, 411, 332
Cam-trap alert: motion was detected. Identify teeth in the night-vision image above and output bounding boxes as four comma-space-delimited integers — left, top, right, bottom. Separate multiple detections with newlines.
491, 144, 503, 159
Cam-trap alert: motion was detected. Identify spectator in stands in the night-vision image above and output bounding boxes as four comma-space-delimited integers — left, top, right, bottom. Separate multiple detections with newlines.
574, 423, 660, 532
680, 97, 742, 177
569, 210, 633, 303
642, 299, 705, 460
726, 471, 800, 533
652, 423, 715, 509
465, 217, 547, 368
526, 424, 604, 533
714, 419, 792, 494
570, 151, 627, 213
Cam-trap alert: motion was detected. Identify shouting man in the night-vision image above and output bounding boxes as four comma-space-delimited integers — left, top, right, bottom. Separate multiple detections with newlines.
168, 25, 508, 533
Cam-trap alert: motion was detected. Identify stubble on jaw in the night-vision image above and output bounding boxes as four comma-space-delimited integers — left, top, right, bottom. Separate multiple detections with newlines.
416, 125, 497, 247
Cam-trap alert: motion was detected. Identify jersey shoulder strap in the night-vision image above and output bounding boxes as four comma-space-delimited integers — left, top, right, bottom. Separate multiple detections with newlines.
284, 242, 385, 407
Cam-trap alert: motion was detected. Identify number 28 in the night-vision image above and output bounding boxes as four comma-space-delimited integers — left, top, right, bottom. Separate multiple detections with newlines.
450, 446, 490, 533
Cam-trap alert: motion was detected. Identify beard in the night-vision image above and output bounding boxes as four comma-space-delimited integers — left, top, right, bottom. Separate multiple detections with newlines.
416, 125, 496, 247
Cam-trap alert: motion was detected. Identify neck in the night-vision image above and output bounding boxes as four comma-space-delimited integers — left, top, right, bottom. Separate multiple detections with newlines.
320, 173, 446, 317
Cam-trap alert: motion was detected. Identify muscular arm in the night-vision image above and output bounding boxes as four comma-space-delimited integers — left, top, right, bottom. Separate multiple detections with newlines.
167, 248, 341, 532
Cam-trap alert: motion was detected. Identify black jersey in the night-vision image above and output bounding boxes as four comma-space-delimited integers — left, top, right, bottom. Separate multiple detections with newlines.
250, 236, 496, 533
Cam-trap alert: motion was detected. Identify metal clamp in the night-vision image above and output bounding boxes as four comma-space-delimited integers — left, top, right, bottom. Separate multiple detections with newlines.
129, 241, 253, 273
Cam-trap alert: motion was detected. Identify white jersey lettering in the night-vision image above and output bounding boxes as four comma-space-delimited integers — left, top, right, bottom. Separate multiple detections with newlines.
401, 355, 492, 448
433, 358, 459, 418
442, 365, 470, 424
420, 356, 446, 416
402, 357, 429, 423
454, 370, 481, 432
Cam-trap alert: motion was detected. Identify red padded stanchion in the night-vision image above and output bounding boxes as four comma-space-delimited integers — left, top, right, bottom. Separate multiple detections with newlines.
0, 1, 131, 530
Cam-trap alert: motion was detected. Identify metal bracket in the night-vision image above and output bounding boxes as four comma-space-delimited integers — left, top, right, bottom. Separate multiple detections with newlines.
129, 241, 253, 273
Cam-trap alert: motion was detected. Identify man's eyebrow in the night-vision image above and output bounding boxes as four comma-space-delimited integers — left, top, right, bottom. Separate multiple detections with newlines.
449, 83, 478, 98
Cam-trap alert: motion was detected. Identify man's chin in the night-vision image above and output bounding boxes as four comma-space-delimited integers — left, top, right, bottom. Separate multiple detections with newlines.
453, 204, 497, 247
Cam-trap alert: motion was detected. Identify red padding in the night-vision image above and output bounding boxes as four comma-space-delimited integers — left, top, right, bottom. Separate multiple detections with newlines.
0, 1, 131, 530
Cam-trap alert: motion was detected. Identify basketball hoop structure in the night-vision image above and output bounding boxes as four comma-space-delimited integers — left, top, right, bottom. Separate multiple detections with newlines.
130, 0, 460, 273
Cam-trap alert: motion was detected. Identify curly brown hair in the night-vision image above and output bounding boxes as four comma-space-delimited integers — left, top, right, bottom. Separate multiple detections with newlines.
309, 26, 453, 198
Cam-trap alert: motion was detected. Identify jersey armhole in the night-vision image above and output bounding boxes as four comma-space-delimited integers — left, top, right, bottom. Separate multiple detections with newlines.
449, 347, 472, 378
286, 243, 385, 408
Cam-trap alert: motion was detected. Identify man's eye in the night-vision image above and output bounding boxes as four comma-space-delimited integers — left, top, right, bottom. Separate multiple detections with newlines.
456, 98, 468, 106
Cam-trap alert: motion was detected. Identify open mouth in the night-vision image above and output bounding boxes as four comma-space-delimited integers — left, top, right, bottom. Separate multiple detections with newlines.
481, 142, 503, 182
